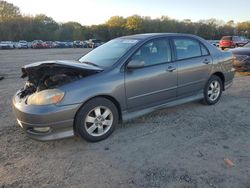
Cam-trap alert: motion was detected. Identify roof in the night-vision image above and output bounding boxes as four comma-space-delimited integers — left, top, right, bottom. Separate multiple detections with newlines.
120, 33, 198, 40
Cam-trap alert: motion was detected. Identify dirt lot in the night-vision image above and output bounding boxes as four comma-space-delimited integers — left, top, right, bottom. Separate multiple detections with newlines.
0, 49, 250, 188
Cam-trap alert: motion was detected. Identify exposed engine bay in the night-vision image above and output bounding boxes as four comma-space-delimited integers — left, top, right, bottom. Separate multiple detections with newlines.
18, 61, 103, 99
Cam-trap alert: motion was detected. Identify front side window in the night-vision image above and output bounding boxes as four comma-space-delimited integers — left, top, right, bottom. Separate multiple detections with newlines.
130, 38, 171, 67
173, 38, 204, 60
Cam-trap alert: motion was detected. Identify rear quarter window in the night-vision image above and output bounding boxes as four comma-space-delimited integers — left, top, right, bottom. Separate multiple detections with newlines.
173, 38, 203, 60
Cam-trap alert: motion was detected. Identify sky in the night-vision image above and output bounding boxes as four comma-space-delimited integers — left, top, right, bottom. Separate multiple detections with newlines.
7, 0, 250, 25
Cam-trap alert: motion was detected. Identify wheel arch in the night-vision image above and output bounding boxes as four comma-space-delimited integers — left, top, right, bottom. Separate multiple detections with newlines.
211, 72, 225, 90
73, 95, 122, 133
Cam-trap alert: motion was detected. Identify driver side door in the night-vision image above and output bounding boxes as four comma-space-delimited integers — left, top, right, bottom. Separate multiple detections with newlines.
124, 38, 177, 111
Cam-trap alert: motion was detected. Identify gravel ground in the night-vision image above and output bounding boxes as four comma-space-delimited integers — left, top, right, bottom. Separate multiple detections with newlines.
0, 49, 250, 188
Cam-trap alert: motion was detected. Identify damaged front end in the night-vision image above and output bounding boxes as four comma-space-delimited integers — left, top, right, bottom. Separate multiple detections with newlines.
17, 60, 103, 104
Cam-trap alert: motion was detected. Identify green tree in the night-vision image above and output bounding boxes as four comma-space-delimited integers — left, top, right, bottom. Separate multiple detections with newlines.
237, 21, 250, 38
106, 16, 126, 27
55, 21, 84, 41
0, 0, 20, 22
90, 24, 110, 41
106, 16, 127, 38
126, 15, 143, 33
1, 1, 250, 42
31, 14, 58, 40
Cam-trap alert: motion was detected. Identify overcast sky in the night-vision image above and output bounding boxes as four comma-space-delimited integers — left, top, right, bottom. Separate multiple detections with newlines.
7, 0, 250, 25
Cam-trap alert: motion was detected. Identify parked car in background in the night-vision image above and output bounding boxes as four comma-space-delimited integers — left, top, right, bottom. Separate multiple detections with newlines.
12, 33, 235, 142
219, 36, 248, 50
240, 36, 248, 43
16, 40, 29, 49
230, 42, 250, 72
0, 41, 15, 49
73, 40, 82, 48
67, 41, 74, 48
28, 42, 32, 48
31, 40, 44, 49
53, 41, 60, 48
84, 40, 90, 48
43, 41, 54, 48
88, 39, 102, 48
54, 41, 64, 48
82, 41, 88, 48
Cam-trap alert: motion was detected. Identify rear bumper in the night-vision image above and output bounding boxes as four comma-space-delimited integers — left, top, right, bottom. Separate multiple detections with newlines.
12, 97, 81, 141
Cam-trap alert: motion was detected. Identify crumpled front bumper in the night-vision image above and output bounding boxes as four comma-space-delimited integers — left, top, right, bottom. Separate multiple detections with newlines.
12, 94, 81, 141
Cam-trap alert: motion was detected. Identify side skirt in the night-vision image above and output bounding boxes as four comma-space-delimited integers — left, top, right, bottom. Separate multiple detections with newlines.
122, 92, 204, 122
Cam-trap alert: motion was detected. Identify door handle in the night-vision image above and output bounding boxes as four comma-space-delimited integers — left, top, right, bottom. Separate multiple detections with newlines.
203, 59, 211, 64
166, 66, 176, 72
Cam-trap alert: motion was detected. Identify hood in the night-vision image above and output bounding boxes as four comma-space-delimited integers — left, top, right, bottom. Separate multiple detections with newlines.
230, 48, 250, 56
18, 60, 103, 98
21, 60, 103, 78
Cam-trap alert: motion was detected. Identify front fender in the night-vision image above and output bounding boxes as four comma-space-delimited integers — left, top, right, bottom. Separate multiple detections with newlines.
58, 69, 127, 111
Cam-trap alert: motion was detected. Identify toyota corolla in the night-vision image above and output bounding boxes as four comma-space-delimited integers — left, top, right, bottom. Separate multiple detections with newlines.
12, 33, 235, 142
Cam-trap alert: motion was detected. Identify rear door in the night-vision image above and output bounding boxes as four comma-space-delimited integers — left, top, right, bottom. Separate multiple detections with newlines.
171, 37, 212, 98
125, 38, 177, 111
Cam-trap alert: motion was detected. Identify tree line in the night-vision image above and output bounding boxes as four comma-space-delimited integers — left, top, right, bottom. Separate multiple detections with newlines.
0, 0, 250, 41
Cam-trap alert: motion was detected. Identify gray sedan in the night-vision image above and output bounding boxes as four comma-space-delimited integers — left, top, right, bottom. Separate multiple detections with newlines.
12, 33, 235, 142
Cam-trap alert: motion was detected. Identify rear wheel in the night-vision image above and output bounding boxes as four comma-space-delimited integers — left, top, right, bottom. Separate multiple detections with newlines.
75, 97, 118, 142
203, 75, 223, 105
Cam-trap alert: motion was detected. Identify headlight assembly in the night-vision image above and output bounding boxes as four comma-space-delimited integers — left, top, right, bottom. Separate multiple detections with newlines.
27, 89, 64, 105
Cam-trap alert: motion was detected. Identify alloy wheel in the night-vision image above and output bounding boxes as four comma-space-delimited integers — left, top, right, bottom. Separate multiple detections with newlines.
84, 106, 113, 137
208, 80, 221, 101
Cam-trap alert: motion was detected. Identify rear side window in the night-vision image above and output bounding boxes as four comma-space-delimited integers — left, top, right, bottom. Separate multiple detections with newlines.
221, 36, 232, 41
173, 38, 203, 60
131, 38, 171, 67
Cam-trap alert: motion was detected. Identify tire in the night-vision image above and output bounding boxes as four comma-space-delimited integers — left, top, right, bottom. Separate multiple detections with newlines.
203, 75, 223, 105
75, 97, 119, 142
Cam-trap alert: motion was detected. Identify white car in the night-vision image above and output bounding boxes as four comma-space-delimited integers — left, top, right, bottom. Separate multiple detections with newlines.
16, 40, 29, 49
0, 41, 15, 49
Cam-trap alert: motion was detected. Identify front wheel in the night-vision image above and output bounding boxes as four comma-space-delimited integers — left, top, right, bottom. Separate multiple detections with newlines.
75, 97, 119, 142
203, 75, 223, 105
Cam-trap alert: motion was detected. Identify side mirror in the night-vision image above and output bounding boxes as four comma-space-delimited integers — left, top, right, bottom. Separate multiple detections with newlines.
127, 60, 145, 69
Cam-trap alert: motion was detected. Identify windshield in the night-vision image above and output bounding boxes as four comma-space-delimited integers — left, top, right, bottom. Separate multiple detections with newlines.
79, 38, 139, 68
